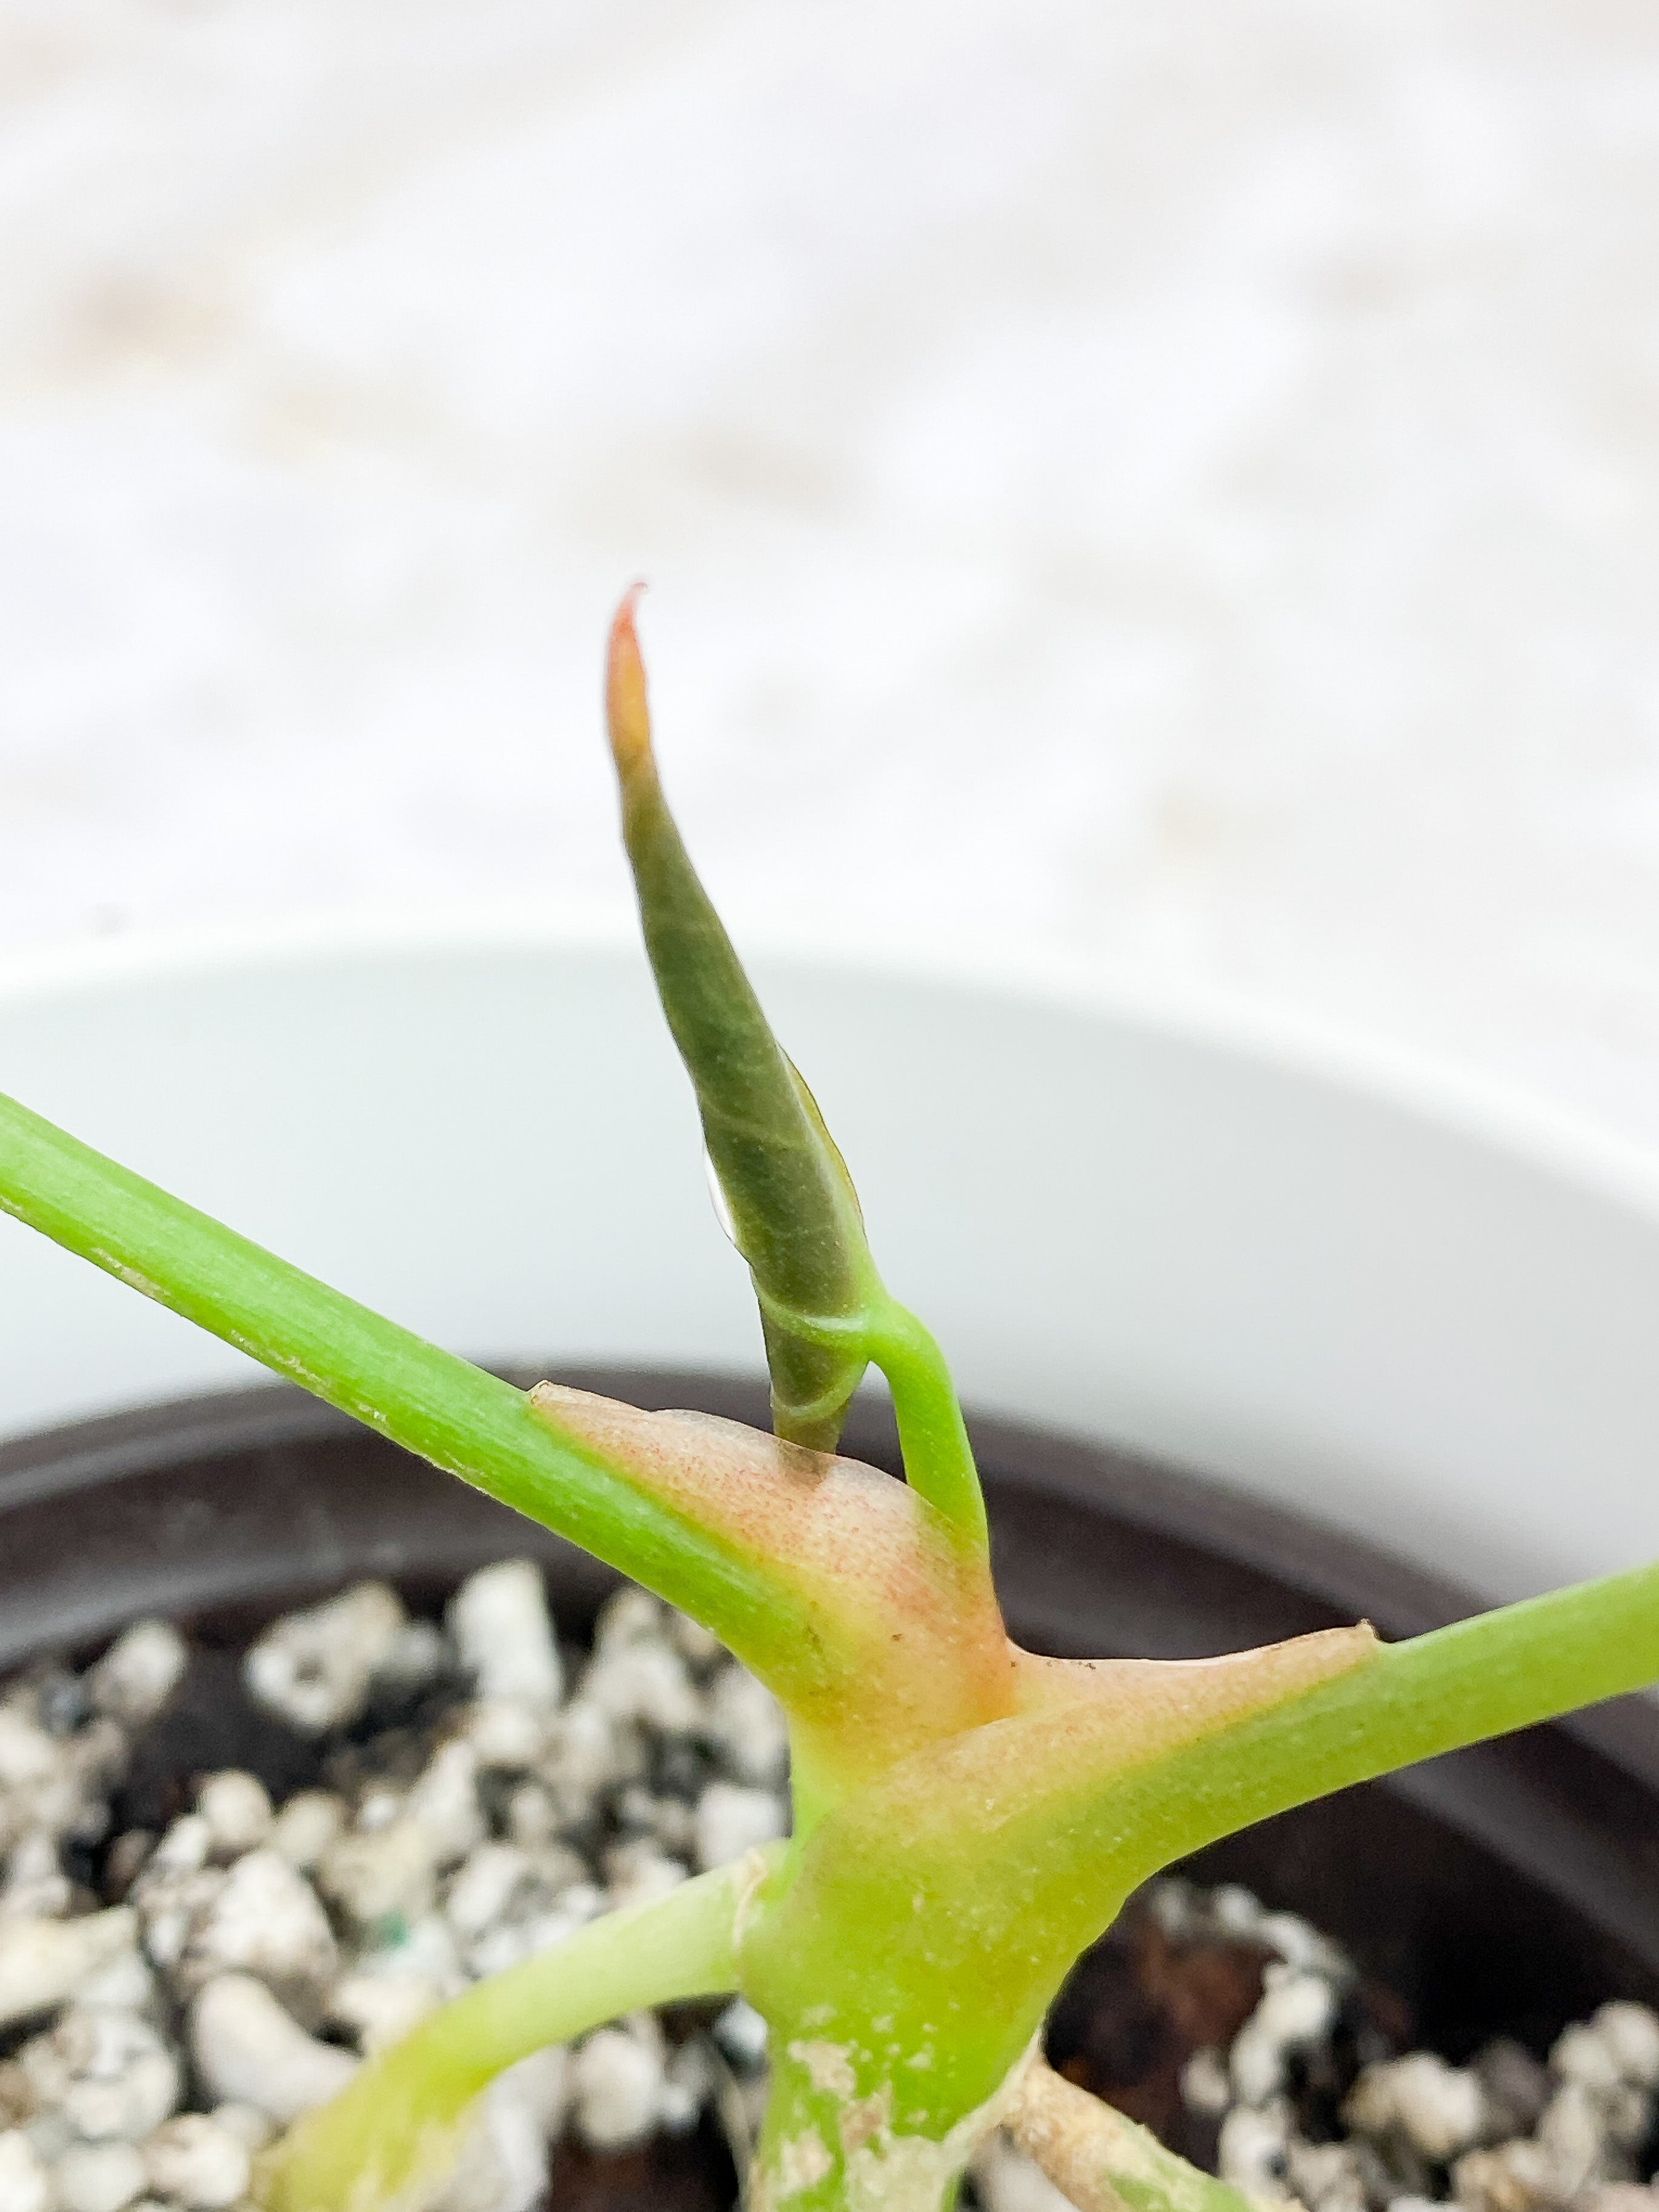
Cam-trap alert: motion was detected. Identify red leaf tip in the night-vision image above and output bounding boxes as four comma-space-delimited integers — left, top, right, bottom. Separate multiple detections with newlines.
605, 582, 654, 778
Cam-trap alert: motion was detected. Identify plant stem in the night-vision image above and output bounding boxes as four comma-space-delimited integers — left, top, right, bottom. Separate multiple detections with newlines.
746, 2013, 1039, 2212
1009, 2061, 1254, 2212
990, 1568, 1659, 2212
0, 1091, 815, 1665
739, 1566, 1659, 2186
869, 1299, 986, 1549
261, 1851, 772, 2211
1108, 1555, 1659, 1884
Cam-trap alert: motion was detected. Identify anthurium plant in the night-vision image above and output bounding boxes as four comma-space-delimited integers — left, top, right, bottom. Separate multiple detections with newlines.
1, 593, 1657, 2212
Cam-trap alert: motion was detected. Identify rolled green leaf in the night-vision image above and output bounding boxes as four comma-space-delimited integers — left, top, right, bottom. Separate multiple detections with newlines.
605, 589, 886, 1453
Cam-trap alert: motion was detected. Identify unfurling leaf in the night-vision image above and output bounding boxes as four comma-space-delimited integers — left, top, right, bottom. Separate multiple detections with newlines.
604, 589, 886, 1453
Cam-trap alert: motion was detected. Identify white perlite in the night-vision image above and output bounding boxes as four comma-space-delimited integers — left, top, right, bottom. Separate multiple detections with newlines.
1219, 2101, 1293, 2199
0, 1910, 138, 2029
0, 1707, 126, 1858
0, 1578, 782, 2207
447, 1562, 562, 1710
141, 2113, 253, 2208
176, 1847, 339, 2007
5, 1829, 73, 1922
268, 1789, 346, 1873
604, 1839, 688, 1913
1230, 1967, 1339, 2107
594, 1587, 666, 1652
189, 1974, 359, 2123
1177, 1872, 1659, 2212
85, 1622, 187, 1729
52, 2137, 148, 2212
1592, 2005, 1659, 2090
571, 2027, 666, 2151
194, 1770, 273, 1859
407, 1740, 488, 1869
536, 1699, 629, 1815
428, 2048, 570, 2212
464, 1699, 547, 1774
211, 2102, 274, 2154
582, 1639, 702, 1736
19, 2005, 181, 2142
0, 2128, 53, 2212
318, 1813, 440, 1929
244, 1581, 407, 1735
693, 1782, 788, 1872
445, 1844, 532, 1940
1344, 2053, 1489, 2163
715, 1998, 770, 2070
328, 1967, 442, 2054
1180, 2046, 1232, 2119
377, 1621, 450, 1704
75, 1947, 156, 2018
705, 1664, 789, 1785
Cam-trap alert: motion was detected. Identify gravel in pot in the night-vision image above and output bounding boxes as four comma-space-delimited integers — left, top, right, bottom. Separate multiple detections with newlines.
3, 1372, 1659, 2212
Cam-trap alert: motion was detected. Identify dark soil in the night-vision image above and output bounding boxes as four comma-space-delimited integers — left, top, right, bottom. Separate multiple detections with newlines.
1048, 1898, 1414, 2173
542, 2118, 738, 2212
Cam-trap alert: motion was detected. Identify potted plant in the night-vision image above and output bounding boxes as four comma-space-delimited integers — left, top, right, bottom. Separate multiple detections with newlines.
1, 595, 1657, 2212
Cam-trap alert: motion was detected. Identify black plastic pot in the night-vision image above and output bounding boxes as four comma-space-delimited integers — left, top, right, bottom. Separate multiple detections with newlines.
4, 1368, 1659, 2201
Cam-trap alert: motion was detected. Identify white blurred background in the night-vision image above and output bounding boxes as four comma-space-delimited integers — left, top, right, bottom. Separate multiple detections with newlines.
3, 2, 1659, 1140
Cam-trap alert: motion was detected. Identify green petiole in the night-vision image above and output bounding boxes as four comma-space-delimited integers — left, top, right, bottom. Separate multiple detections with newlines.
262, 1849, 777, 2211
1112, 1553, 1659, 1885
0, 1090, 814, 1682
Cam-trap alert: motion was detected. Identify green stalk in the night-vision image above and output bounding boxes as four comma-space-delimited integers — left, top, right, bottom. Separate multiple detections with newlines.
869, 1301, 982, 1543
1105, 1555, 1659, 1884
737, 1561, 1659, 2193
261, 1852, 772, 2211
604, 594, 986, 1546
0, 1091, 816, 1677
750, 1287, 985, 1547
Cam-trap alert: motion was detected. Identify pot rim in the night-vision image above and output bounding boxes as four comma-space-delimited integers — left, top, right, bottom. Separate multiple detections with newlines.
2, 906, 1656, 1227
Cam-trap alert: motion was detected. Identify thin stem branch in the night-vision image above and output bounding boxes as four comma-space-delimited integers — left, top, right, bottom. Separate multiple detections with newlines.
1009, 2060, 1255, 2212
0, 1092, 814, 1659
1101, 1557, 1659, 1888
262, 1851, 771, 2212
871, 1299, 987, 1549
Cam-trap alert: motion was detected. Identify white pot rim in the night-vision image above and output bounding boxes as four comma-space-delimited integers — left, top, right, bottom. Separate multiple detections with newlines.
3, 900, 1655, 1235
4, 902, 1658, 1599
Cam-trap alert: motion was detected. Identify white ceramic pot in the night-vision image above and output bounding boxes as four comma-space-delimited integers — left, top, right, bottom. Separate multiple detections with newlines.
2, 921, 1657, 1605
